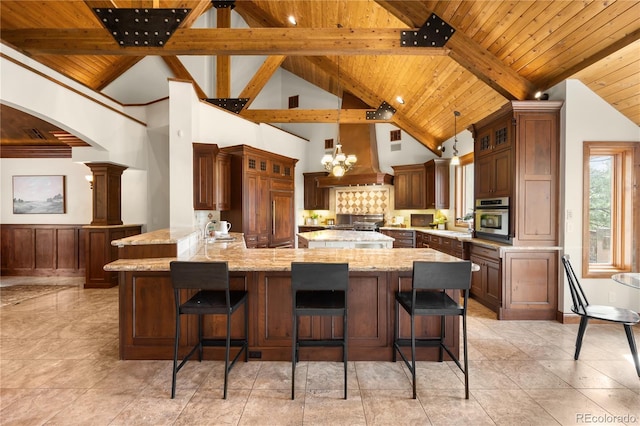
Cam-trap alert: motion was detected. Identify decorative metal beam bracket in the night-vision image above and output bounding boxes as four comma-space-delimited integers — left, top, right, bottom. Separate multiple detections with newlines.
93, 8, 191, 47
400, 13, 455, 48
212, 1, 235, 8
366, 101, 396, 120
205, 98, 249, 114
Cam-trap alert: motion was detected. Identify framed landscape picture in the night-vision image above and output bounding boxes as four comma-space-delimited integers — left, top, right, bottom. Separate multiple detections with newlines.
12, 175, 66, 214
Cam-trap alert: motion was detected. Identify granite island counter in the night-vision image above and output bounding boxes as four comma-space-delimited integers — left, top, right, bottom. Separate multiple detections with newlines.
105, 228, 469, 362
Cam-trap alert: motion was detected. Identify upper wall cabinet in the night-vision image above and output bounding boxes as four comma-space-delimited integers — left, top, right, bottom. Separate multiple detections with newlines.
473, 115, 513, 198
303, 172, 330, 210
392, 164, 426, 210
425, 158, 450, 209
192, 143, 229, 211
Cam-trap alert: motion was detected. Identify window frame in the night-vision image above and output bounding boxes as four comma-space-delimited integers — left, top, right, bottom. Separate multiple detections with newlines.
582, 141, 638, 278
454, 152, 474, 227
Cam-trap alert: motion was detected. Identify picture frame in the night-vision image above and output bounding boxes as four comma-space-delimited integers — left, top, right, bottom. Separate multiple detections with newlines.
12, 175, 66, 214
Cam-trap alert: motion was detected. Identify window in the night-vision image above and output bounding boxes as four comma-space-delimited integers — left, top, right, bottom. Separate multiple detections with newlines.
390, 129, 401, 142
582, 142, 637, 277
454, 152, 474, 227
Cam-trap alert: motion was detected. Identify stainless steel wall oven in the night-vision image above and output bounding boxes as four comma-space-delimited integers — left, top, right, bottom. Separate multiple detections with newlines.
475, 197, 510, 242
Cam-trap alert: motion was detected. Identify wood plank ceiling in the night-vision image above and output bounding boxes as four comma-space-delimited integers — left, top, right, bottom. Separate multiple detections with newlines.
1, 0, 638, 157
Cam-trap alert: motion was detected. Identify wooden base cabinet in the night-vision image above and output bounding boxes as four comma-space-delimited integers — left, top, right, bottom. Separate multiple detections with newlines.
469, 245, 501, 312
500, 250, 558, 320
380, 229, 415, 248
85, 225, 141, 288
118, 269, 459, 361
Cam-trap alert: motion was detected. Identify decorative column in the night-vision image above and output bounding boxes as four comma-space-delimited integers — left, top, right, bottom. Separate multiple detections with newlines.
86, 162, 127, 225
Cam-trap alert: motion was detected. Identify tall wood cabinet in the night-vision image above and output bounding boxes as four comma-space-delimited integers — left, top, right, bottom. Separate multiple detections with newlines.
471, 101, 562, 320
221, 145, 297, 248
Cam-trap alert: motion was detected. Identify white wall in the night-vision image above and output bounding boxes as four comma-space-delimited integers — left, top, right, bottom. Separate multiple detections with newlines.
555, 79, 640, 312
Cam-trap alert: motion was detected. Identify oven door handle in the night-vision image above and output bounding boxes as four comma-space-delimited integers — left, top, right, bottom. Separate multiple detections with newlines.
477, 209, 508, 215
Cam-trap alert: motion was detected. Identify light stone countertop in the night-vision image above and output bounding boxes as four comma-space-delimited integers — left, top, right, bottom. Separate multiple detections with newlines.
110, 227, 199, 246
104, 245, 465, 273
297, 229, 395, 242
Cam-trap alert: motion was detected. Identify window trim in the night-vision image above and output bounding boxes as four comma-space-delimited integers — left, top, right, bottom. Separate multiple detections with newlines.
582, 141, 637, 278
454, 152, 474, 227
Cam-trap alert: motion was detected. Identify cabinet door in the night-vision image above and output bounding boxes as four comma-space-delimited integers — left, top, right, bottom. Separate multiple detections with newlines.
303, 172, 329, 210
270, 190, 294, 248
245, 173, 270, 237
215, 152, 231, 211
193, 143, 218, 210
469, 254, 484, 297
393, 171, 412, 209
425, 161, 435, 208
492, 149, 512, 197
484, 257, 501, 307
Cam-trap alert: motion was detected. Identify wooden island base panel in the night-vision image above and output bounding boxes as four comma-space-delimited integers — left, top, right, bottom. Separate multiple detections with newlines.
105, 229, 468, 362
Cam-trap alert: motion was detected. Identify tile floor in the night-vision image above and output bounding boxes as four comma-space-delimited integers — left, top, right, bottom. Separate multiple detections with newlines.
0, 276, 638, 425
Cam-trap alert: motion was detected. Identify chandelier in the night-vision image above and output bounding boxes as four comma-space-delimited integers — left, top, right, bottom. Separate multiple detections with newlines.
451, 110, 461, 166
320, 58, 357, 177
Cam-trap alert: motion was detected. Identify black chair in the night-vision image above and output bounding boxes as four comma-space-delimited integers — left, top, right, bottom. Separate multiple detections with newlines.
561, 255, 640, 377
291, 262, 349, 400
170, 261, 248, 399
393, 261, 472, 399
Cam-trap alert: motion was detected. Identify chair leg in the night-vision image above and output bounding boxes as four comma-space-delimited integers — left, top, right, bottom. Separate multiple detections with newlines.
343, 311, 348, 400
291, 313, 297, 400
393, 299, 399, 363
223, 312, 231, 399
623, 324, 640, 377
462, 312, 469, 399
438, 315, 445, 362
410, 312, 416, 399
171, 310, 180, 399
574, 316, 589, 360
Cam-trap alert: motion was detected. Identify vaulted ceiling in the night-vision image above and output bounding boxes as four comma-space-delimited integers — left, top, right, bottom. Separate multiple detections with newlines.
1, 0, 638, 157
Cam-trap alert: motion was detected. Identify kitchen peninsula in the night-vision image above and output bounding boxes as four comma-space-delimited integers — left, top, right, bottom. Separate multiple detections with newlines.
105, 228, 468, 362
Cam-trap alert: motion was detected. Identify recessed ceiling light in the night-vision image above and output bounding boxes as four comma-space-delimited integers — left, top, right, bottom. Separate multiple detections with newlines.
395, 96, 405, 104
288, 15, 297, 25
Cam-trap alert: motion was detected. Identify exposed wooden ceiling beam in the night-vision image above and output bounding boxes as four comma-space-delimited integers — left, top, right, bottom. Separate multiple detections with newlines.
162, 56, 207, 99
240, 109, 391, 124
216, 6, 231, 98
1, 28, 449, 56
238, 55, 286, 110
375, 0, 537, 100
304, 56, 441, 154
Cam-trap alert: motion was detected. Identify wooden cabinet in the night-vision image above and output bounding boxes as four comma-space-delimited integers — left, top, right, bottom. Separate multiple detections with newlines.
215, 151, 231, 211
472, 101, 562, 245
501, 250, 558, 320
85, 225, 141, 288
392, 164, 425, 210
303, 172, 330, 210
221, 145, 297, 249
193, 143, 230, 211
425, 158, 450, 209
469, 244, 501, 312
298, 226, 327, 233
420, 232, 469, 259
380, 229, 415, 248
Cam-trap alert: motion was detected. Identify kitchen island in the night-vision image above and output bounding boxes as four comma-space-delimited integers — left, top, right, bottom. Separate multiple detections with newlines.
105, 228, 468, 362
297, 229, 394, 248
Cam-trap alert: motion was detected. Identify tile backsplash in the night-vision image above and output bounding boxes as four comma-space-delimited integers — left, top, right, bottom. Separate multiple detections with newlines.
335, 186, 390, 215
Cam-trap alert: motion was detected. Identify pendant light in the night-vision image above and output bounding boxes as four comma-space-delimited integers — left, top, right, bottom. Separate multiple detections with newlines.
451, 110, 461, 166
321, 57, 357, 176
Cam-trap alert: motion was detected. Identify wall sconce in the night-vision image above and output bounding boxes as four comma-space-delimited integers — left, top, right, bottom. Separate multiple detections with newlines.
534, 91, 549, 100
85, 175, 93, 189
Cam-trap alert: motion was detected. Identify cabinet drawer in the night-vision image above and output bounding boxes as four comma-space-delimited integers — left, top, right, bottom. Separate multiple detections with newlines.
393, 239, 415, 248
470, 244, 499, 260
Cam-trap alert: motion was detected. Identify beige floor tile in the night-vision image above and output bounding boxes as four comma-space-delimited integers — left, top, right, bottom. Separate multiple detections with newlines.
468, 339, 532, 361
305, 361, 357, 392
43, 388, 140, 425
578, 388, 640, 420
175, 388, 251, 425
524, 388, 616, 426
0, 387, 86, 425
497, 360, 571, 389
537, 359, 626, 389
239, 388, 305, 425
419, 389, 494, 426
472, 389, 561, 425
303, 389, 367, 425
361, 389, 430, 425
355, 361, 412, 390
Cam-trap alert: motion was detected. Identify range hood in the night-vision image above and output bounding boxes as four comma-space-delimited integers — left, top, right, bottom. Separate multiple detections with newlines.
317, 93, 394, 188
